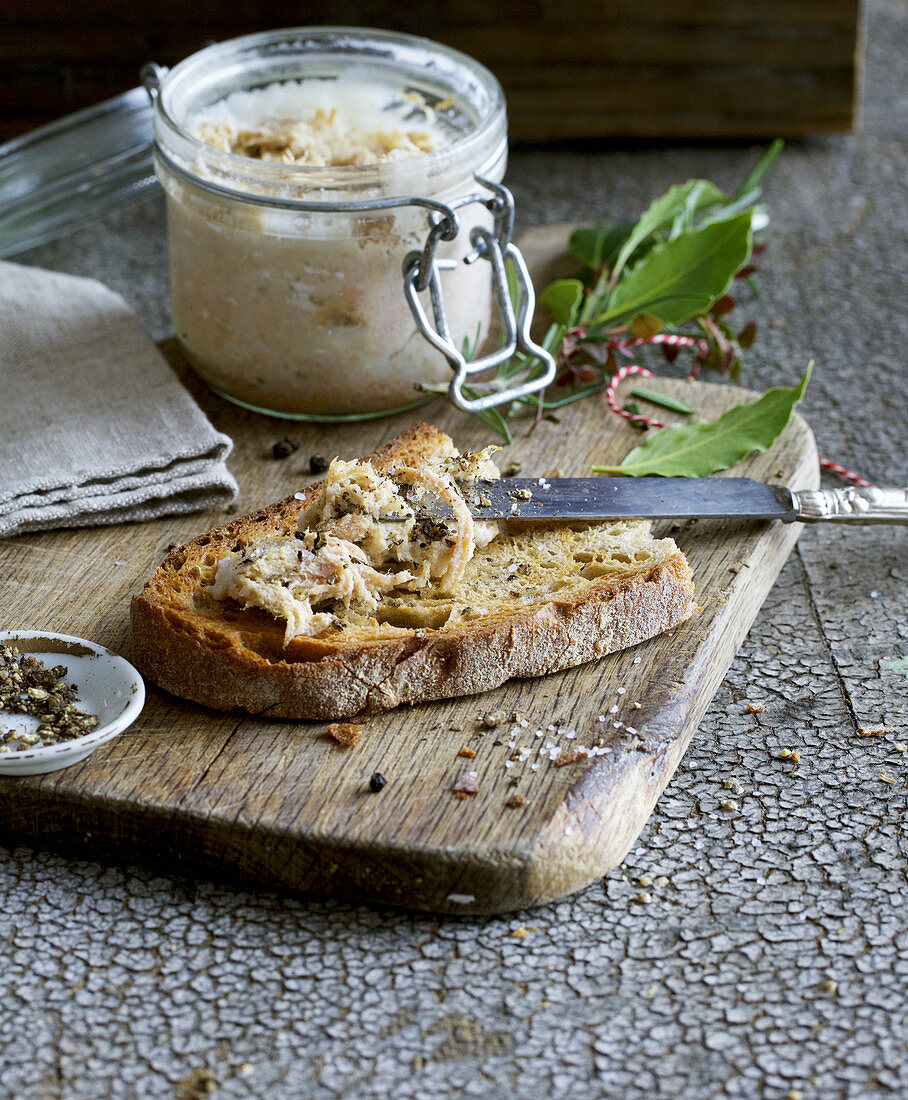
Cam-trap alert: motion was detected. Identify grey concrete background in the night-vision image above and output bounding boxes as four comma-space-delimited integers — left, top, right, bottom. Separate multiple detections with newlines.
2, 2, 906, 1097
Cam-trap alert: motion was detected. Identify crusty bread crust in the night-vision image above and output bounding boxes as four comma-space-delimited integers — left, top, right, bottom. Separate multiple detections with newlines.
130, 423, 697, 719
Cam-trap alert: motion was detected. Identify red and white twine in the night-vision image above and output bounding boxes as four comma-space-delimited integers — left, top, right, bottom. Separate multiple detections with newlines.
601, 340, 873, 487
816, 459, 873, 488
606, 364, 665, 428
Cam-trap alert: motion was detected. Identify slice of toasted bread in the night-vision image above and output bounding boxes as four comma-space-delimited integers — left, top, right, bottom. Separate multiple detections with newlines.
131, 422, 696, 719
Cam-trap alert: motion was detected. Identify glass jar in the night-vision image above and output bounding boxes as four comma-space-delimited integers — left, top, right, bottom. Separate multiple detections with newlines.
148, 27, 509, 420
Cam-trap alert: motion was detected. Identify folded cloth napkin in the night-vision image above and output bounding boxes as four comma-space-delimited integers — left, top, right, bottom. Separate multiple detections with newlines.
0, 261, 238, 538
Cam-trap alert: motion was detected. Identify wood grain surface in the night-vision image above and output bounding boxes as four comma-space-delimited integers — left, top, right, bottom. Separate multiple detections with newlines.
0, 0, 860, 141
0, 228, 818, 914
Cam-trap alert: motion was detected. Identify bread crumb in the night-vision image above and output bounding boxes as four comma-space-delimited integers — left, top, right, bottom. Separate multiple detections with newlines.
895, 742, 907, 753
505, 793, 527, 809
481, 709, 506, 728
856, 724, 893, 737
327, 722, 363, 747
458, 747, 476, 758
512, 924, 529, 938
745, 702, 765, 714
176, 1068, 219, 1100
880, 771, 896, 785
554, 750, 588, 767
453, 772, 480, 797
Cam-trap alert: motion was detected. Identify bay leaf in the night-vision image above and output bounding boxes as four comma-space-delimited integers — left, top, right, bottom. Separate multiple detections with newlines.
611, 179, 726, 280
539, 278, 584, 326
593, 364, 812, 477
569, 223, 633, 270
595, 211, 753, 330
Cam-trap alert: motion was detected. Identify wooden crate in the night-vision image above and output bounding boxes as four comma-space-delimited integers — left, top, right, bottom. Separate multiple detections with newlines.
2, 1, 862, 142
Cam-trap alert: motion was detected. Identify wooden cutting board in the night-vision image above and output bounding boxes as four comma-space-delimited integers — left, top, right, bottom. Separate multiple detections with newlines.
0, 229, 818, 914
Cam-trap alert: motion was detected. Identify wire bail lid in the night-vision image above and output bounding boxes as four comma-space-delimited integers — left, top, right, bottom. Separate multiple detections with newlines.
403, 179, 556, 412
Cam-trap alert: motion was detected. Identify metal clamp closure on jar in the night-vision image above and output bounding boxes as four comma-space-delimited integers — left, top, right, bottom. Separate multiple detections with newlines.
402, 178, 556, 413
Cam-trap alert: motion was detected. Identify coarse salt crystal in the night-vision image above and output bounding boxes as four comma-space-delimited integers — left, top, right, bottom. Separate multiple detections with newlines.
531, 764, 540, 771
633, 656, 641, 664
613, 721, 623, 729
547, 724, 556, 731
520, 719, 529, 727
609, 705, 619, 714
597, 715, 606, 722
565, 827, 574, 836
617, 687, 626, 695
505, 761, 513, 769
293, 492, 306, 500
626, 726, 637, 735
566, 730, 576, 740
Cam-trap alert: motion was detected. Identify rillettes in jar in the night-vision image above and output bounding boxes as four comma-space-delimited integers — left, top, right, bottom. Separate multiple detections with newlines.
148, 28, 508, 420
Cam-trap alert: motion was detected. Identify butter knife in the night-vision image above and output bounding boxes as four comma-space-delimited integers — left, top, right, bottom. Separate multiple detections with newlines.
467, 478, 908, 525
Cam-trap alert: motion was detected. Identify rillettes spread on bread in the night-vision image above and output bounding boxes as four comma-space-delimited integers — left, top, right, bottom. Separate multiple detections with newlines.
131, 424, 697, 719
208, 444, 500, 642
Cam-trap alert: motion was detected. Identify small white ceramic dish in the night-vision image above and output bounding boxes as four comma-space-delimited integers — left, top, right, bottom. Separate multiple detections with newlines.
0, 631, 145, 776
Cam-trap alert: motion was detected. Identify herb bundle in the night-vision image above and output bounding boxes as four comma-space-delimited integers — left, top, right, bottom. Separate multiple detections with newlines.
449, 139, 812, 477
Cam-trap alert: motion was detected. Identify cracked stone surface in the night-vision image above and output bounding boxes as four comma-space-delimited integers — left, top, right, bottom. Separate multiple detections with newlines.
2, 2, 906, 1097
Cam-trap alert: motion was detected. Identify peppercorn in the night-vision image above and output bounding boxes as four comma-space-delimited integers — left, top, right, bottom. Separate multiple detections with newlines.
369, 772, 387, 793
309, 454, 329, 474
272, 437, 299, 459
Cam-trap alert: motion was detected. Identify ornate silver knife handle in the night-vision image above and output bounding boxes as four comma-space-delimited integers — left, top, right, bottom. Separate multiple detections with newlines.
791, 487, 908, 524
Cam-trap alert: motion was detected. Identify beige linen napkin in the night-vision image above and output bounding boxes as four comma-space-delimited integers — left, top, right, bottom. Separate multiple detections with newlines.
0, 261, 237, 538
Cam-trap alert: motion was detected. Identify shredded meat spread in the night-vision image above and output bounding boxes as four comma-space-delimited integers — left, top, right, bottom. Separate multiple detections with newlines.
209, 449, 499, 642
195, 107, 436, 167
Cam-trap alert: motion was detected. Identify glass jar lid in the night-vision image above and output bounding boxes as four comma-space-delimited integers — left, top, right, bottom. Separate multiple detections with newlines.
151, 27, 508, 203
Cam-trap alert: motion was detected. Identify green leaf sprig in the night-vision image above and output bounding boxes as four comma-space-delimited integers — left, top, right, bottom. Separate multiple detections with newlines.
593, 363, 812, 477
448, 140, 810, 479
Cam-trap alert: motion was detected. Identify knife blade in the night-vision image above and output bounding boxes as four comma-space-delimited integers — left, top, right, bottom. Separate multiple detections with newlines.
468, 477, 796, 521
465, 478, 908, 525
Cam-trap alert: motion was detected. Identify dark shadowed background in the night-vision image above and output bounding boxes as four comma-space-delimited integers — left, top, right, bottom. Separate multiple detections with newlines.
3, 0, 862, 143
